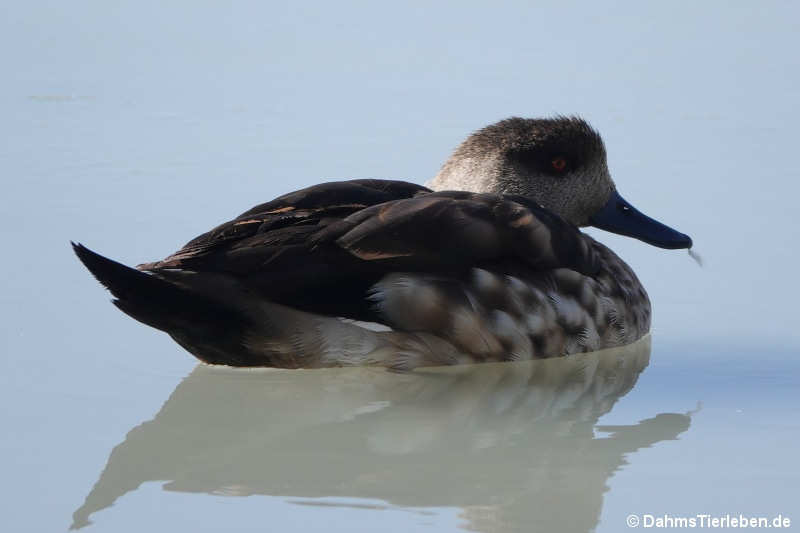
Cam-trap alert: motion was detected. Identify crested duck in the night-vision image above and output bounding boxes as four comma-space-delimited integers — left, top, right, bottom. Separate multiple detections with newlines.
73, 116, 692, 369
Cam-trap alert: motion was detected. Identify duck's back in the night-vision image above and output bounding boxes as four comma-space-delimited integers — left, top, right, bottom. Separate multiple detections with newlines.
140, 180, 433, 321
139, 180, 606, 322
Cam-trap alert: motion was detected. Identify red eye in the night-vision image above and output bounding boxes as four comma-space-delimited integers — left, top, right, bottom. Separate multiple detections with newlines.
551, 156, 567, 172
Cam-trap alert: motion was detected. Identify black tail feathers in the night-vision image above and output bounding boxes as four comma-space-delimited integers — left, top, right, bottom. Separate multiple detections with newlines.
72, 242, 178, 305
72, 242, 208, 330
71, 243, 257, 364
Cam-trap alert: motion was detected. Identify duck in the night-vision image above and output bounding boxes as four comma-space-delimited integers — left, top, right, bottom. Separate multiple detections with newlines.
73, 116, 692, 370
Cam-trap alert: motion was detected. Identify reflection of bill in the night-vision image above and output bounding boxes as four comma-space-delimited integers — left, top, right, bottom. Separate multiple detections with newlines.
72, 336, 694, 533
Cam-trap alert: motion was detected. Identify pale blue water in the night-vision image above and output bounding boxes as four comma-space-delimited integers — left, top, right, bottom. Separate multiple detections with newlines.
2, 1, 799, 532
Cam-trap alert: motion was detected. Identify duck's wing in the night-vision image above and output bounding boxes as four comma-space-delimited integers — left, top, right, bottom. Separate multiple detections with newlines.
312, 191, 600, 275
141, 182, 600, 321
141, 179, 430, 270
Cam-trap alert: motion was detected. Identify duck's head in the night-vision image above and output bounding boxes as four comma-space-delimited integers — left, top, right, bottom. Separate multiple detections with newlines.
429, 116, 692, 249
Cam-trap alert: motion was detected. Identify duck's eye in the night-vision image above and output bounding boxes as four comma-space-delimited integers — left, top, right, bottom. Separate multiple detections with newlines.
551, 156, 568, 172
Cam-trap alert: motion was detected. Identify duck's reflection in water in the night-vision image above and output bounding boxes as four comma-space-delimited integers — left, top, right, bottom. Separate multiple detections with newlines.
72, 336, 693, 532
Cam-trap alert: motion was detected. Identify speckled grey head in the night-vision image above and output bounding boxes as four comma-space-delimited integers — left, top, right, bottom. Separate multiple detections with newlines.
430, 116, 692, 249
429, 116, 613, 227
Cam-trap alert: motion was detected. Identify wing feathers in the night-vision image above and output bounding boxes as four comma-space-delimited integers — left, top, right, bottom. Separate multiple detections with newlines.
137, 181, 599, 321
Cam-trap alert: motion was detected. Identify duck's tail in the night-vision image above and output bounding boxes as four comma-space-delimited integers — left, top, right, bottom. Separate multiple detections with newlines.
73, 243, 192, 325
71, 242, 264, 365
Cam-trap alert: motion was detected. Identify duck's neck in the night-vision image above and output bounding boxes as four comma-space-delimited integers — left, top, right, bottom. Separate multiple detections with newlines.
426, 156, 504, 194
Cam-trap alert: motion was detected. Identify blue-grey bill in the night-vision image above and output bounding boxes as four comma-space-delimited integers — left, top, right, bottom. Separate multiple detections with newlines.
589, 190, 693, 250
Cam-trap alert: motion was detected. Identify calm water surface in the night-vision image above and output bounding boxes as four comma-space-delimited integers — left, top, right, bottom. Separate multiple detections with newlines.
2, 1, 799, 532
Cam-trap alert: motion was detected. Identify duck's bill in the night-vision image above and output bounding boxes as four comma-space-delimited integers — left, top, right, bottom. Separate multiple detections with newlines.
589, 190, 692, 249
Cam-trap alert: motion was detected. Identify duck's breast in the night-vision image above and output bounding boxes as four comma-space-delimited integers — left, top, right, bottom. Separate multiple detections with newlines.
368, 238, 651, 364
